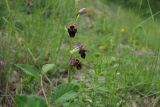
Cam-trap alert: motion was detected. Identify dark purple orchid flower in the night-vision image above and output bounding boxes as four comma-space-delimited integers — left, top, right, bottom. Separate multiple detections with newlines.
69, 58, 82, 70
67, 23, 77, 38
79, 49, 86, 59
74, 43, 86, 59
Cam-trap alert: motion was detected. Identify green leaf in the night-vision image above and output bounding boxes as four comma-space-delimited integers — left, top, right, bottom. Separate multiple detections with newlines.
42, 64, 55, 74
63, 101, 82, 107
55, 91, 78, 104
15, 64, 40, 79
51, 83, 79, 105
15, 95, 48, 107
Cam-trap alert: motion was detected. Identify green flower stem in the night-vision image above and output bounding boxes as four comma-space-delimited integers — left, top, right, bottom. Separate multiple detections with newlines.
68, 66, 74, 83
68, 37, 73, 83
67, 14, 80, 83
68, 66, 71, 83
75, 14, 80, 22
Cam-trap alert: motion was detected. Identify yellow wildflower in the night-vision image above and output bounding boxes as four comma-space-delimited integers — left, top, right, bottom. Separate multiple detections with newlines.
99, 45, 107, 50
120, 28, 125, 33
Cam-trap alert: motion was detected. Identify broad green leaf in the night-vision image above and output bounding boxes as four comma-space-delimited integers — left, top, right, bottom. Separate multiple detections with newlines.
63, 102, 83, 107
15, 64, 40, 79
51, 83, 79, 105
42, 64, 55, 74
15, 95, 47, 107
55, 91, 78, 104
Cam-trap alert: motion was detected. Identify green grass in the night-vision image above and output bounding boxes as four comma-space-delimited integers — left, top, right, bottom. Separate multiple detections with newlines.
0, 0, 160, 106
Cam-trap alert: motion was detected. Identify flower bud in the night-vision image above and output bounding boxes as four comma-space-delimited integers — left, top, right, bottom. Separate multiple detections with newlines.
78, 8, 87, 15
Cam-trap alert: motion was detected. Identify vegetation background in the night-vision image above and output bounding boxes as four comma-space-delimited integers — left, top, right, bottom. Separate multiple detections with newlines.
0, 0, 160, 106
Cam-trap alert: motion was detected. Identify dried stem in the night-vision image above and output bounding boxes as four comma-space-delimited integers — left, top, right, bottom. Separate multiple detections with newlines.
40, 75, 49, 106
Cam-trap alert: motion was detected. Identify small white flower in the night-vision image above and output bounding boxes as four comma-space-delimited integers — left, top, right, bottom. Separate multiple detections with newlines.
116, 72, 120, 76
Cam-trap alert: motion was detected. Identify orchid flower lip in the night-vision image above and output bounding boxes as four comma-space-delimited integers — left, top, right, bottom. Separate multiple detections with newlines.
69, 58, 82, 70
67, 23, 77, 38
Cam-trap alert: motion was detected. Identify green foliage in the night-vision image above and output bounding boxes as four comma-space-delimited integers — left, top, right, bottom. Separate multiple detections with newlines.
15, 64, 40, 79
15, 95, 47, 107
0, 0, 160, 106
105, 0, 160, 18
42, 64, 55, 74
63, 102, 82, 107
0, 0, 8, 28
51, 83, 79, 106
